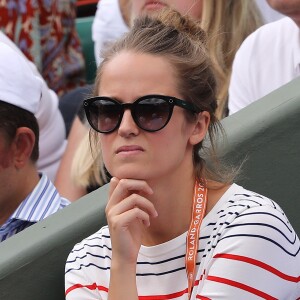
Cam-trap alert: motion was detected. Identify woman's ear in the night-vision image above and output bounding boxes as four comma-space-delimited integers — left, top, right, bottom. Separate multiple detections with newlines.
189, 111, 210, 145
13, 127, 36, 169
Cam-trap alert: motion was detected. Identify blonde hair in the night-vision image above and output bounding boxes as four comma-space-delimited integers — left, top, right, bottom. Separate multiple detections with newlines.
200, 0, 263, 118
71, 129, 107, 189
93, 9, 237, 184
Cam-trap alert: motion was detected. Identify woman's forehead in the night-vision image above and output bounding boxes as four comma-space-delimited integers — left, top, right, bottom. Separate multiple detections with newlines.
98, 52, 179, 99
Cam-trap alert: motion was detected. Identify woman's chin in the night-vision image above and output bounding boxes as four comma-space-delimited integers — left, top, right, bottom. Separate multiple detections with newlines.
111, 168, 148, 180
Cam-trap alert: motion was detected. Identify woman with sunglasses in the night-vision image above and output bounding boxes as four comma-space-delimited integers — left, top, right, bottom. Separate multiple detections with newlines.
65, 9, 300, 300
55, 0, 263, 201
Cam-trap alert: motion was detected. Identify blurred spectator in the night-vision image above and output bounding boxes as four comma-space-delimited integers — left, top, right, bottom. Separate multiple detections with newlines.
0, 31, 67, 181
92, 0, 130, 66
228, 0, 300, 115
0, 43, 70, 242
0, 0, 86, 97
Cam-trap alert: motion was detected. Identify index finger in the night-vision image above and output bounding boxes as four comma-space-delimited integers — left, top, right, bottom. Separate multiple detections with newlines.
107, 178, 154, 207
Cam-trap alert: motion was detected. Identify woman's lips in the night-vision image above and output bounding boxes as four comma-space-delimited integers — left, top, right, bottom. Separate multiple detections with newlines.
116, 145, 144, 155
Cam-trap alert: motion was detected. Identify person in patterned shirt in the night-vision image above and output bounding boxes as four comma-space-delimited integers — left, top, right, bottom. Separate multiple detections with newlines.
0, 0, 86, 97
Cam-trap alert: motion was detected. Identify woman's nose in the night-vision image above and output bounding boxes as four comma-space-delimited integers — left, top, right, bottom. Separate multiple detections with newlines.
117, 109, 139, 137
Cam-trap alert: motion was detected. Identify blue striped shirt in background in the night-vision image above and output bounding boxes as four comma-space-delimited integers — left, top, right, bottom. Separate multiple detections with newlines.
0, 174, 70, 242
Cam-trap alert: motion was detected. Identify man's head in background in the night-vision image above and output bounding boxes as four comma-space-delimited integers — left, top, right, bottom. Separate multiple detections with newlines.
267, 0, 300, 26
0, 42, 42, 224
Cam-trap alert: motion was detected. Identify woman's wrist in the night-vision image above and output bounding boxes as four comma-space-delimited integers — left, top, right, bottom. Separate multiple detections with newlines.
109, 259, 138, 300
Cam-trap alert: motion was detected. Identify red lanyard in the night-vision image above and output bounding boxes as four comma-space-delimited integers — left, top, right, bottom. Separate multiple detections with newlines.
186, 180, 208, 300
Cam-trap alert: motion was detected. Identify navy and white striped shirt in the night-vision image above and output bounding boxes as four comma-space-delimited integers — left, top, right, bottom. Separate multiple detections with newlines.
65, 183, 300, 299
0, 174, 70, 242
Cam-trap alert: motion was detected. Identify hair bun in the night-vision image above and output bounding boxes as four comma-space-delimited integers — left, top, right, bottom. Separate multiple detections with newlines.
157, 8, 206, 43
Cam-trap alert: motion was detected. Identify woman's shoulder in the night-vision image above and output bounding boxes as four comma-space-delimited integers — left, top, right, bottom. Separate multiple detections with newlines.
215, 183, 291, 227
222, 183, 283, 210
204, 184, 299, 263
65, 226, 112, 275
214, 184, 298, 242
200, 184, 299, 299
69, 225, 111, 256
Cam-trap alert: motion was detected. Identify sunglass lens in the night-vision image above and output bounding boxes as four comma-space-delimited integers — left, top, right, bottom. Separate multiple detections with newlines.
89, 100, 121, 133
135, 97, 170, 131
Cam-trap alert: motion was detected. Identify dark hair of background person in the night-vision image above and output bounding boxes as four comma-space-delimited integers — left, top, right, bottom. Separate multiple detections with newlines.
0, 101, 39, 162
76, 0, 98, 18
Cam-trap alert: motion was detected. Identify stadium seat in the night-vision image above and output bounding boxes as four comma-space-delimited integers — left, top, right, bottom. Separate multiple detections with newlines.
76, 16, 97, 84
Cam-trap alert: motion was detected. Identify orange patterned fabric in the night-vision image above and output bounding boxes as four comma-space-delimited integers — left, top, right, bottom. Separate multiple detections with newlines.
0, 0, 86, 96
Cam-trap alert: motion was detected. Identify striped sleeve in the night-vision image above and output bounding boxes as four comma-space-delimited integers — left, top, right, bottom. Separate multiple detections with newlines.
65, 227, 111, 299
198, 204, 300, 299
65, 243, 101, 299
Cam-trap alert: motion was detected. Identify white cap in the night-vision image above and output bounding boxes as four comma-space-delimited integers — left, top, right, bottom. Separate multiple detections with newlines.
0, 42, 42, 114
